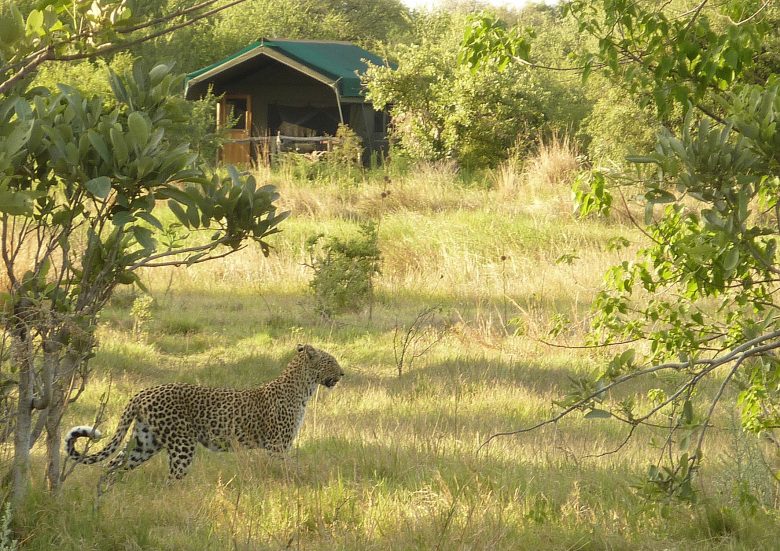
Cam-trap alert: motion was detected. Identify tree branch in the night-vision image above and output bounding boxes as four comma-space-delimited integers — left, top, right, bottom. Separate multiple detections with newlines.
136, 248, 240, 269
126, 237, 234, 271
478, 330, 780, 452
0, 0, 252, 95
54, 0, 250, 63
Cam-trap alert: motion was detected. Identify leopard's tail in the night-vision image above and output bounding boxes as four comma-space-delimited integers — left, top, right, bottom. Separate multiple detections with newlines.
65, 400, 137, 465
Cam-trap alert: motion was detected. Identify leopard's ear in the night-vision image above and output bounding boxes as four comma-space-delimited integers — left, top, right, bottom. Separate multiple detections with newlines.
296, 343, 316, 358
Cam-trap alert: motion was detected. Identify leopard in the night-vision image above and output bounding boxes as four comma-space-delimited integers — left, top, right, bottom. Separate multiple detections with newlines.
64, 343, 344, 480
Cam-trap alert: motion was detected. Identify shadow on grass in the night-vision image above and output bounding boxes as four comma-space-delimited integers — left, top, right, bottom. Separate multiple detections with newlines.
104, 285, 586, 343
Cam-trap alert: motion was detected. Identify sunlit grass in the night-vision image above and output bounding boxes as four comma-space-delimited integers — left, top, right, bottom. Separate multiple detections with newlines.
17, 160, 780, 550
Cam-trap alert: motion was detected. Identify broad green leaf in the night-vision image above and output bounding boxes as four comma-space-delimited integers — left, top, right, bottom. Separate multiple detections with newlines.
116, 270, 136, 285
136, 156, 155, 178
682, 400, 694, 425
136, 211, 163, 230
149, 64, 170, 85
167, 199, 190, 227
85, 176, 111, 199
0, 190, 33, 215
25, 9, 43, 35
108, 71, 129, 103
110, 127, 129, 164
644, 188, 676, 204
0, 4, 25, 45
619, 348, 636, 365
186, 205, 200, 228
131, 226, 156, 251
3, 119, 32, 157
127, 112, 150, 149
722, 248, 740, 273
87, 130, 112, 164
111, 210, 135, 227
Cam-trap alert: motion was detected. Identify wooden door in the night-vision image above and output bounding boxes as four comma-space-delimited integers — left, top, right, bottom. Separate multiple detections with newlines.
218, 95, 252, 165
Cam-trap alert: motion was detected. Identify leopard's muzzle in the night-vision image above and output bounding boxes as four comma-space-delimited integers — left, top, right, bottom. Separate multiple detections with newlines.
322, 371, 344, 388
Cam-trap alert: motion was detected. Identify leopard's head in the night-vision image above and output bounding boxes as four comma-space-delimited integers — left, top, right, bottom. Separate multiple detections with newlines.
296, 344, 344, 388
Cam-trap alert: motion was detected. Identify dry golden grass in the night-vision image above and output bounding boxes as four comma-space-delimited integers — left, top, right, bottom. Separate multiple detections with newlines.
14, 163, 780, 550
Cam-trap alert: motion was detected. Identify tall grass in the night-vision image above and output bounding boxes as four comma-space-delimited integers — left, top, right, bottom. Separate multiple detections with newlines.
14, 160, 780, 550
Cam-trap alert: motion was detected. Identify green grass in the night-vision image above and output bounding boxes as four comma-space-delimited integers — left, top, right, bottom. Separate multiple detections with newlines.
16, 161, 780, 549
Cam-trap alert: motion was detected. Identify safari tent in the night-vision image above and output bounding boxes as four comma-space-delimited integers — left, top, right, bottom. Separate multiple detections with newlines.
184, 38, 391, 165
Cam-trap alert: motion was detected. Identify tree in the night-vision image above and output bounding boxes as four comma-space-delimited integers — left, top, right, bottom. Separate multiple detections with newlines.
462, 2, 780, 500
0, 0, 264, 95
364, 11, 555, 168
141, 0, 412, 76
0, 0, 287, 506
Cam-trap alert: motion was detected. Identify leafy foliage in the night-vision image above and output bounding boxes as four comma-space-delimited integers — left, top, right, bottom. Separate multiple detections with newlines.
578, 82, 661, 166
461, 2, 780, 500
364, 11, 554, 168
306, 222, 381, 317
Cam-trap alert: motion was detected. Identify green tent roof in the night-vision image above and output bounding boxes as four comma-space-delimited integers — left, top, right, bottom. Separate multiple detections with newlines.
185, 39, 389, 98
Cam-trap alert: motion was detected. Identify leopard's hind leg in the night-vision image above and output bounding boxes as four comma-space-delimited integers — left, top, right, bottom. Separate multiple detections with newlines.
98, 420, 163, 494
145, 417, 198, 480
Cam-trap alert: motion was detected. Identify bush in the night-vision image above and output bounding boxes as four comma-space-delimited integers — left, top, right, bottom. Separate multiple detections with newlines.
578, 84, 660, 166
330, 124, 363, 167
363, 11, 554, 169
306, 223, 382, 317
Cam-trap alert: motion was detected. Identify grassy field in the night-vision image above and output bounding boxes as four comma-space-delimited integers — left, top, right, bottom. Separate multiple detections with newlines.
15, 157, 780, 550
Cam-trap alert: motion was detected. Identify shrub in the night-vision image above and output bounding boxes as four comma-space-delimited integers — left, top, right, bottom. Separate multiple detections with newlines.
130, 295, 155, 337
330, 124, 363, 167
306, 223, 382, 317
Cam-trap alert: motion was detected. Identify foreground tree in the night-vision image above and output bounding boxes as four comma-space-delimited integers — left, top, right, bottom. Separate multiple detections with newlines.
0, 0, 286, 505
463, 1, 780, 499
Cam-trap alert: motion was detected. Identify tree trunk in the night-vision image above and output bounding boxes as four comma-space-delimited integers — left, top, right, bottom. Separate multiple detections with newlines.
40, 340, 59, 493
10, 339, 33, 508
44, 405, 61, 493
43, 344, 86, 493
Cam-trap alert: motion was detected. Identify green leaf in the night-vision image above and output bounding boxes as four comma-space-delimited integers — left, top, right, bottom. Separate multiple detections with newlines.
116, 270, 136, 285
4, 119, 33, 157
167, 200, 190, 227
0, 4, 25, 45
619, 348, 636, 366
723, 248, 740, 273
186, 205, 200, 228
87, 130, 112, 164
136, 211, 163, 230
644, 188, 676, 204
131, 226, 156, 251
0, 190, 33, 215
25, 9, 43, 35
110, 127, 129, 164
148, 64, 170, 85
127, 112, 150, 149
108, 71, 129, 104
85, 176, 111, 199
135, 156, 155, 178
111, 210, 135, 227
584, 409, 612, 419
682, 399, 694, 425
